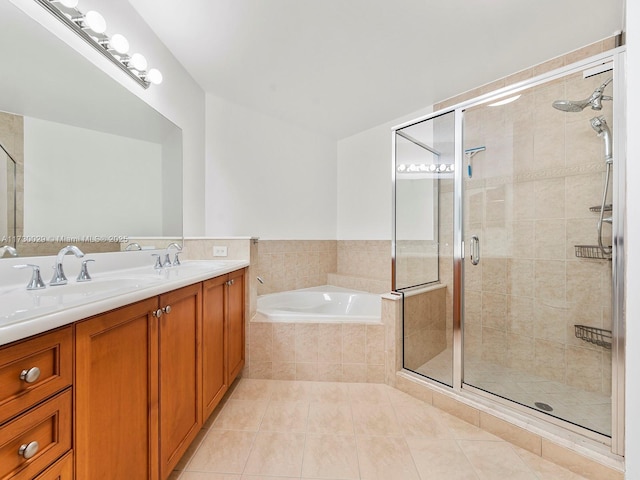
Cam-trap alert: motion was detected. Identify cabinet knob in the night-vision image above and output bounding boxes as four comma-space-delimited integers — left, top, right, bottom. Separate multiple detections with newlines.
152, 309, 163, 318
19, 367, 41, 384
162, 305, 172, 314
18, 441, 39, 459
226, 279, 234, 286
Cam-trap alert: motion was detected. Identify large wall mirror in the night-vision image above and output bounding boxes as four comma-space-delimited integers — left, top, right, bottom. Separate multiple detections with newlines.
0, 1, 182, 257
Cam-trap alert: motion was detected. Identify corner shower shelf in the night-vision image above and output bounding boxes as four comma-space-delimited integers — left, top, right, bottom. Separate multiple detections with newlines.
574, 325, 612, 349
574, 245, 612, 260
589, 204, 613, 213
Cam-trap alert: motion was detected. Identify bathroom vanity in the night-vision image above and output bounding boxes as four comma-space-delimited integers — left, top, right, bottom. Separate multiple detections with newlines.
0, 260, 247, 480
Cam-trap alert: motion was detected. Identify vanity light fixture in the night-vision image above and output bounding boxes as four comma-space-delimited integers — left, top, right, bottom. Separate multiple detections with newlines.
35, 0, 163, 88
396, 163, 454, 174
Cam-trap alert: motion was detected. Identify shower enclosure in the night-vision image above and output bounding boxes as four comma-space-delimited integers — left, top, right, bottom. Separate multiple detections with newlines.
393, 48, 625, 455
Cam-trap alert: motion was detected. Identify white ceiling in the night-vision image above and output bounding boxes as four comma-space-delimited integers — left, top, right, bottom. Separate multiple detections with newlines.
128, 0, 624, 140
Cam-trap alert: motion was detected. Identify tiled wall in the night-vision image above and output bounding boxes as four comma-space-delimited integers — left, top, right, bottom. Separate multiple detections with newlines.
0, 111, 23, 241
254, 239, 391, 295
403, 286, 447, 371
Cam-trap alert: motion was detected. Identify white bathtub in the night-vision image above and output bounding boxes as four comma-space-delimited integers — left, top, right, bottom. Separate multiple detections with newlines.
256, 286, 382, 324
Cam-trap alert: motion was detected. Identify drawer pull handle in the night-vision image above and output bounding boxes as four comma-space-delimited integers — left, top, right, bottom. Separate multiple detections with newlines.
18, 441, 39, 459
19, 367, 41, 384
162, 305, 172, 314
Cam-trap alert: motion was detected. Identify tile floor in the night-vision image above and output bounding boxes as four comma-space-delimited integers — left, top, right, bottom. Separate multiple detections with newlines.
169, 378, 590, 480
416, 348, 611, 436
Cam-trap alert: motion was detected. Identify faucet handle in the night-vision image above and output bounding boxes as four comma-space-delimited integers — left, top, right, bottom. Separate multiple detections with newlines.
151, 254, 163, 270
172, 251, 181, 266
13, 264, 46, 291
77, 259, 95, 282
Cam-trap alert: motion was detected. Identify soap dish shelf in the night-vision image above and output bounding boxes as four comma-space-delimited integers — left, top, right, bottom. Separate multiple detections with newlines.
574, 325, 612, 349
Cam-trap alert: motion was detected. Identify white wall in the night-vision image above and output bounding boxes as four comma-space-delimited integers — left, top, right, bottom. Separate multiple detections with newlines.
624, 1, 638, 478
23, 117, 163, 237
336, 107, 432, 240
204, 94, 337, 239
10, 0, 206, 236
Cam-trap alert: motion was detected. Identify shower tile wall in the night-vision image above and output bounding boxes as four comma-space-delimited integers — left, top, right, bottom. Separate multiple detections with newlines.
462, 72, 612, 396
0, 111, 23, 240
430, 37, 617, 398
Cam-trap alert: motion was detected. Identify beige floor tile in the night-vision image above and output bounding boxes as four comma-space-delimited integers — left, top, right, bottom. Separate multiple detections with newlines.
301, 434, 360, 479
310, 381, 351, 402
393, 402, 452, 438
212, 400, 269, 431
259, 401, 310, 432
352, 403, 402, 436
241, 476, 298, 480
270, 380, 315, 401
513, 446, 591, 480
356, 435, 420, 480
243, 431, 306, 477
348, 383, 391, 404
186, 430, 256, 474
231, 379, 274, 401
307, 402, 354, 435
175, 428, 208, 470
405, 436, 480, 480
178, 473, 241, 480
458, 440, 538, 480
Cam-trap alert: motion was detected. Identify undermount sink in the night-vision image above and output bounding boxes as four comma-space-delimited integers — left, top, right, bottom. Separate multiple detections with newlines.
0, 275, 163, 326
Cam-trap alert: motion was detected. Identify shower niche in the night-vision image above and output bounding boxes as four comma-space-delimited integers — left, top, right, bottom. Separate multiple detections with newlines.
393, 48, 625, 450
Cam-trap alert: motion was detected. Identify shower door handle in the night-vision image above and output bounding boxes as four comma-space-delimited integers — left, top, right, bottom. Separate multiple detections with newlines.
470, 235, 480, 265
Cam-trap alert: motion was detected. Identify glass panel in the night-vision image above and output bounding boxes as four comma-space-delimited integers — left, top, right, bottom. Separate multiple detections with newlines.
462, 69, 613, 436
396, 111, 455, 386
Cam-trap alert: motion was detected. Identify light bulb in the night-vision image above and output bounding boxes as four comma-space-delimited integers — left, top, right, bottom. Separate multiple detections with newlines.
147, 68, 163, 85
58, 0, 79, 8
130, 53, 147, 71
84, 10, 106, 33
110, 34, 129, 54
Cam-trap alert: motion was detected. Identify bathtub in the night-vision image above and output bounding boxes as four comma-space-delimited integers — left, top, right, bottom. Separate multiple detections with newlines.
256, 285, 382, 324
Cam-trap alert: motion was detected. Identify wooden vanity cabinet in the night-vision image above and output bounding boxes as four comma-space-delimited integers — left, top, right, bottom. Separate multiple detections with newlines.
75, 297, 159, 480
158, 283, 202, 479
226, 269, 246, 385
202, 268, 246, 420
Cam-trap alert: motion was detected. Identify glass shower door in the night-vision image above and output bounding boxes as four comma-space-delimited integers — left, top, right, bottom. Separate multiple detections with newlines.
394, 111, 455, 386
461, 69, 614, 437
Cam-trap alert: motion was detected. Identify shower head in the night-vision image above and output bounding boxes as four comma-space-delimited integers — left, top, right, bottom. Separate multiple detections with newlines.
590, 116, 612, 161
552, 77, 613, 112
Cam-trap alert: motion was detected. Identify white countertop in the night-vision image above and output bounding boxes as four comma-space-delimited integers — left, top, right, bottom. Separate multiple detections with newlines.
0, 259, 249, 347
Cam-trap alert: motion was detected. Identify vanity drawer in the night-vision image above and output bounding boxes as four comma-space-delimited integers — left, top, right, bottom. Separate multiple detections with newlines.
33, 451, 73, 480
0, 389, 72, 480
0, 327, 73, 425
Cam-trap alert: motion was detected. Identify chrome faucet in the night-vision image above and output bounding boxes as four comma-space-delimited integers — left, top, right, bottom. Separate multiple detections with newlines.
163, 243, 182, 267
1, 245, 18, 258
50, 245, 85, 286
124, 242, 142, 251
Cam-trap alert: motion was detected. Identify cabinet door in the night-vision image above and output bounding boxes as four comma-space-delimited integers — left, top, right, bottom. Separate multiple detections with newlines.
75, 297, 159, 480
158, 283, 202, 480
227, 269, 245, 384
202, 276, 227, 420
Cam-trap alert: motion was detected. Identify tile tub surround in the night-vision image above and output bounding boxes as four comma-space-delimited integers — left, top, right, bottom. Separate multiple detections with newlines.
246, 317, 386, 383
169, 378, 598, 480
254, 240, 392, 296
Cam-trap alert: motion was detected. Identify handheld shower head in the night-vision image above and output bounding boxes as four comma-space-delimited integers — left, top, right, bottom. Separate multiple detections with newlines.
590, 116, 612, 161
552, 77, 613, 112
